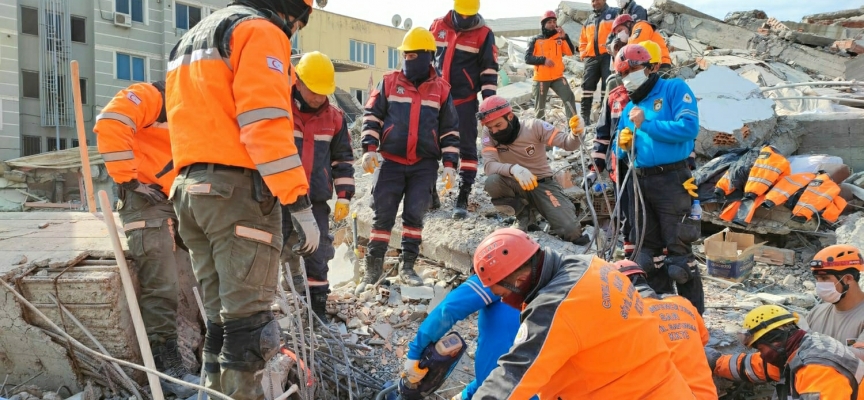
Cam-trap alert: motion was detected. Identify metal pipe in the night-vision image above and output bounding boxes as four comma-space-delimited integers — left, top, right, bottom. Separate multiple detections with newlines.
760, 81, 863, 91
769, 96, 864, 105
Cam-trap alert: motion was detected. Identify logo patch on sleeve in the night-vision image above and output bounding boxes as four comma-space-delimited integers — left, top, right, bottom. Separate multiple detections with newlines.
482, 136, 490, 144
541, 121, 554, 131
513, 323, 529, 345
125, 92, 142, 105
683, 93, 693, 103
653, 98, 663, 112
266, 56, 284, 74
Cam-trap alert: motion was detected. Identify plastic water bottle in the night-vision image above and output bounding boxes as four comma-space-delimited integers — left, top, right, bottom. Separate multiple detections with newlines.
690, 200, 702, 221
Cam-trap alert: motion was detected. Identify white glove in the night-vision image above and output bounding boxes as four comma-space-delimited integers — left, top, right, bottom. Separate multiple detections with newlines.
510, 164, 538, 191
361, 151, 381, 174
441, 167, 457, 190
583, 171, 598, 188
401, 359, 428, 384
287, 197, 320, 257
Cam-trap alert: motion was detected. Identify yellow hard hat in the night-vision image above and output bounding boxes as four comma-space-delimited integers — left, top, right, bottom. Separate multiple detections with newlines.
454, 0, 480, 16
398, 27, 437, 52
296, 51, 336, 95
739, 305, 799, 347
638, 41, 662, 64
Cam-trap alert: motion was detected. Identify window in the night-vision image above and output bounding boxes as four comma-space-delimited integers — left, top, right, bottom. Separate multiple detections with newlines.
22, 70, 39, 99
47, 138, 68, 152
175, 3, 202, 30
116, 53, 146, 81
21, 6, 38, 36
352, 89, 368, 104
116, 0, 144, 23
387, 47, 401, 69
71, 139, 80, 148
79, 79, 87, 105
22, 135, 42, 156
349, 40, 375, 66
71, 16, 85, 43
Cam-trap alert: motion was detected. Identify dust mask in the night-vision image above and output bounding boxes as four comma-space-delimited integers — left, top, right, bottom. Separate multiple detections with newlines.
622, 69, 648, 91
816, 279, 848, 304
616, 31, 630, 42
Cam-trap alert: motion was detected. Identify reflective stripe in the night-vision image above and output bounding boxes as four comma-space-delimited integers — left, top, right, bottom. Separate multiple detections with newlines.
442, 146, 460, 153
807, 188, 834, 201
547, 129, 560, 146
237, 107, 291, 127
362, 130, 380, 140
292, 130, 303, 139
482, 146, 497, 153
308, 280, 329, 286
742, 354, 761, 382
455, 44, 480, 53
387, 95, 412, 104
363, 115, 383, 125
591, 152, 606, 159
96, 112, 137, 130
334, 177, 354, 186
435, 41, 447, 48
747, 177, 774, 186
421, 100, 440, 109
481, 69, 497, 75
753, 163, 783, 174
595, 139, 610, 145
168, 47, 231, 72
370, 230, 391, 242
331, 161, 352, 167
465, 279, 493, 305
798, 201, 819, 213
123, 221, 146, 232
481, 84, 497, 91
101, 150, 135, 162
235, 225, 273, 244
771, 187, 791, 197
728, 356, 742, 381
314, 134, 333, 142
256, 154, 302, 176
784, 177, 806, 188
676, 109, 699, 119
440, 131, 459, 139
403, 225, 422, 239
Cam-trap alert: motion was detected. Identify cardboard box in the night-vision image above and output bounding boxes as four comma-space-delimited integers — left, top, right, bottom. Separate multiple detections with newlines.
704, 229, 762, 282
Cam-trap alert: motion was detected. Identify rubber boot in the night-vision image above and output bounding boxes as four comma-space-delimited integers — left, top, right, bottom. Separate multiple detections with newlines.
399, 253, 423, 286
202, 321, 223, 392
309, 287, 330, 325
355, 254, 383, 295
160, 339, 196, 398
453, 189, 469, 220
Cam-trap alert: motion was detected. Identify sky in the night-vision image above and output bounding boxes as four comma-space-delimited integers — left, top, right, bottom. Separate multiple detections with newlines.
320, 0, 863, 30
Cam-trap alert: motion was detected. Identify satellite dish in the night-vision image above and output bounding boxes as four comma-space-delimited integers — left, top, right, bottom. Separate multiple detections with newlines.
315, 0, 327, 8
392, 14, 402, 28
403, 18, 413, 30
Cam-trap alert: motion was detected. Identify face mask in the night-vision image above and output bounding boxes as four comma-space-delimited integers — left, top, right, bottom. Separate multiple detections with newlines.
622, 69, 648, 91
453, 13, 478, 31
816, 279, 848, 304
402, 52, 432, 83
759, 343, 788, 368
616, 31, 630, 42
500, 275, 533, 309
491, 116, 521, 145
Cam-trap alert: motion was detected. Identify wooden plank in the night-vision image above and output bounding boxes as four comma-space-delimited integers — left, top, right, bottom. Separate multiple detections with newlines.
24, 202, 79, 209
756, 246, 796, 265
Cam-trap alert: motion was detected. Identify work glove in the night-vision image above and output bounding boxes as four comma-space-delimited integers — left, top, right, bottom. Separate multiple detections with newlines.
583, 170, 598, 189
401, 359, 428, 385
287, 195, 320, 257
569, 115, 584, 136
510, 164, 538, 191
683, 177, 698, 197
704, 347, 721, 371
441, 167, 457, 190
618, 128, 633, 151
361, 151, 381, 174
592, 158, 606, 173
333, 198, 350, 223
120, 179, 167, 205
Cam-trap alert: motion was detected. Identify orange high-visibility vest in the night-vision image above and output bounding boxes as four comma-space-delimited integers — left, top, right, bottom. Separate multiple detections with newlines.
792, 173, 844, 223
532, 32, 573, 81
745, 146, 790, 198
628, 21, 672, 65
763, 173, 816, 209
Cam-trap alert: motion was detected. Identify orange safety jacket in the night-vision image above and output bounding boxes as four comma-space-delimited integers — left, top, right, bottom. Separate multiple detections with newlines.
579, 5, 618, 59
166, 5, 308, 205
527, 32, 574, 81
792, 173, 847, 223
763, 172, 816, 210
94, 81, 175, 195
744, 145, 790, 198
642, 292, 717, 400
472, 254, 695, 400
628, 21, 672, 65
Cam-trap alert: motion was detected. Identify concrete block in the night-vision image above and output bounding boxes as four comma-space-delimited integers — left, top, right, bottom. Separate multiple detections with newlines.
783, 21, 861, 41
656, 13, 755, 52
785, 31, 836, 48
667, 34, 708, 54
559, 20, 582, 43
400, 285, 434, 301
803, 7, 864, 24
495, 81, 533, 106
755, 292, 786, 305
782, 293, 816, 309
652, 0, 723, 22
763, 40, 848, 79
833, 39, 864, 54
768, 62, 815, 83
559, 1, 593, 23
778, 112, 864, 173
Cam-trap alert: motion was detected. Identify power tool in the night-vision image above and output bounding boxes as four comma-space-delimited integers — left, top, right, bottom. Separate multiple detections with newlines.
375, 332, 467, 400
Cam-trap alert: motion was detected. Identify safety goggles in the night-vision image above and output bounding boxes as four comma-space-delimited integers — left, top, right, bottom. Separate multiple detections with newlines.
475, 103, 510, 122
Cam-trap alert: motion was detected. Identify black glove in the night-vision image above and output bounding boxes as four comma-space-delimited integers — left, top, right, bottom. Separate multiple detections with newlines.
592, 158, 606, 174
704, 347, 721, 371
666, 256, 691, 284
120, 179, 167, 205
286, 194, 320, 257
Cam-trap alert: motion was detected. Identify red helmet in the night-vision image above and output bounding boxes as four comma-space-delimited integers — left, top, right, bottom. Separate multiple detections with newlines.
542, 11, 557, 22
614, 259, 646, 278
474, 228, 540, 287
614, 44, 651, 75
476, 95, 512, 124
611, 14, 634, 32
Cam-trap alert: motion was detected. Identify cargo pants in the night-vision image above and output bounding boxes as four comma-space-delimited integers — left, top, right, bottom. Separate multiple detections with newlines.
172, 164, 283, 400
282, 201, 334, 293
455, 99, 480, 190
581, 54, 612, 123
484, 174, 584, 242
117, 189, 185, 345
533, 77, 578, 122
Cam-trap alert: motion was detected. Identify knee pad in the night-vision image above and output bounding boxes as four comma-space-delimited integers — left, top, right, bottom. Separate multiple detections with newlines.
204, 320, 224, 373
633, 250, 655, 273
220, 311, 280, 372
665, 255, 691, 284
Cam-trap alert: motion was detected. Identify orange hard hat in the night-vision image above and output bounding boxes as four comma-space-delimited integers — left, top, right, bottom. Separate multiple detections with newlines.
474, 228, 540, 287
542, 11, 557, 22
614, 259, 646, 277
810, 244, 863, 274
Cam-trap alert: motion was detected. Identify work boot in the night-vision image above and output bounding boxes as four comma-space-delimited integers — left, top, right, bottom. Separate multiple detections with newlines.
430, 193, 441, 210
155, 339, 196, 397
309, 288, 330, 325
399, 253, 424, 287
355, 254, 384, 295
283, 273, 306, 294
453, 189, 470, 220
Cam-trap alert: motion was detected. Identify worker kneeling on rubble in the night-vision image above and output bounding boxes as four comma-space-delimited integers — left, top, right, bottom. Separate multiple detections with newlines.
614, 44, 705, 314
470, 228, 695, 399
94, 81, 192, 394
709, 305, 863, 399
615, 260, 718, 400
477, 96, 590, 245
282, 51, 355, 326
358, 27, 461, 292
166, 0, 317, 399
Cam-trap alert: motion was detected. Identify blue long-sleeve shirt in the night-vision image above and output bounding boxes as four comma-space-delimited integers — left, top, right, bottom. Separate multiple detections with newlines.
407, 275, 533, 400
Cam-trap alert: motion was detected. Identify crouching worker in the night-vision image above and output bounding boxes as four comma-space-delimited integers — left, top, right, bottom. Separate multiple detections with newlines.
478, 95, 590, 245
471, 228, 695, 399
281, 52, 355, 325
357, 27, 461, 293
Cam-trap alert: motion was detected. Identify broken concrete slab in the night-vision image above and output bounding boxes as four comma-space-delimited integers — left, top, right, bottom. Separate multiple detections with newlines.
657, 13, 755, 51
755, 292, 786, 305
558, 1, 593, 23
833, 39, 864, 54
803, 7, 864, 24
844, 55, 864, 81
696, 55, 762, 70
497, 81, 533, 106
762, 39, 848, 78
737, 64, 786, 87
652, 0, 723, 22
399, 285, 434, 301
768, 62, 815, 83
371, 323, 393, 340
836, 212, 864, 250
777, 111, 864, 172
667, 34, 708, 54
559, 20, 582, 42
783, 31, 836, 48
783, 21, 862, 41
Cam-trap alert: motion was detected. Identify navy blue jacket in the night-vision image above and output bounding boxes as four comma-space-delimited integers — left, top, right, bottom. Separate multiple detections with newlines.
430, 11, 499, 103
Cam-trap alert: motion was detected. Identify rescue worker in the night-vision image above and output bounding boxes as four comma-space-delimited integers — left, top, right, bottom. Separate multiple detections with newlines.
615, 260, 718, 400
614, 44, 704, 314
716, 305, 862, 399
430, 0, 499, 219
478, 95, 590, 245
166, 1, 318, 398
470, 228, 695, 399
526, 11, 578, 122
402, 274, 536, 400
617, 0, 647, 21
94, 81, 192, 392
578, 0, 618, 123
281, 51, 355, 325
610, 14, 673, 75
357, 27, 461, 292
